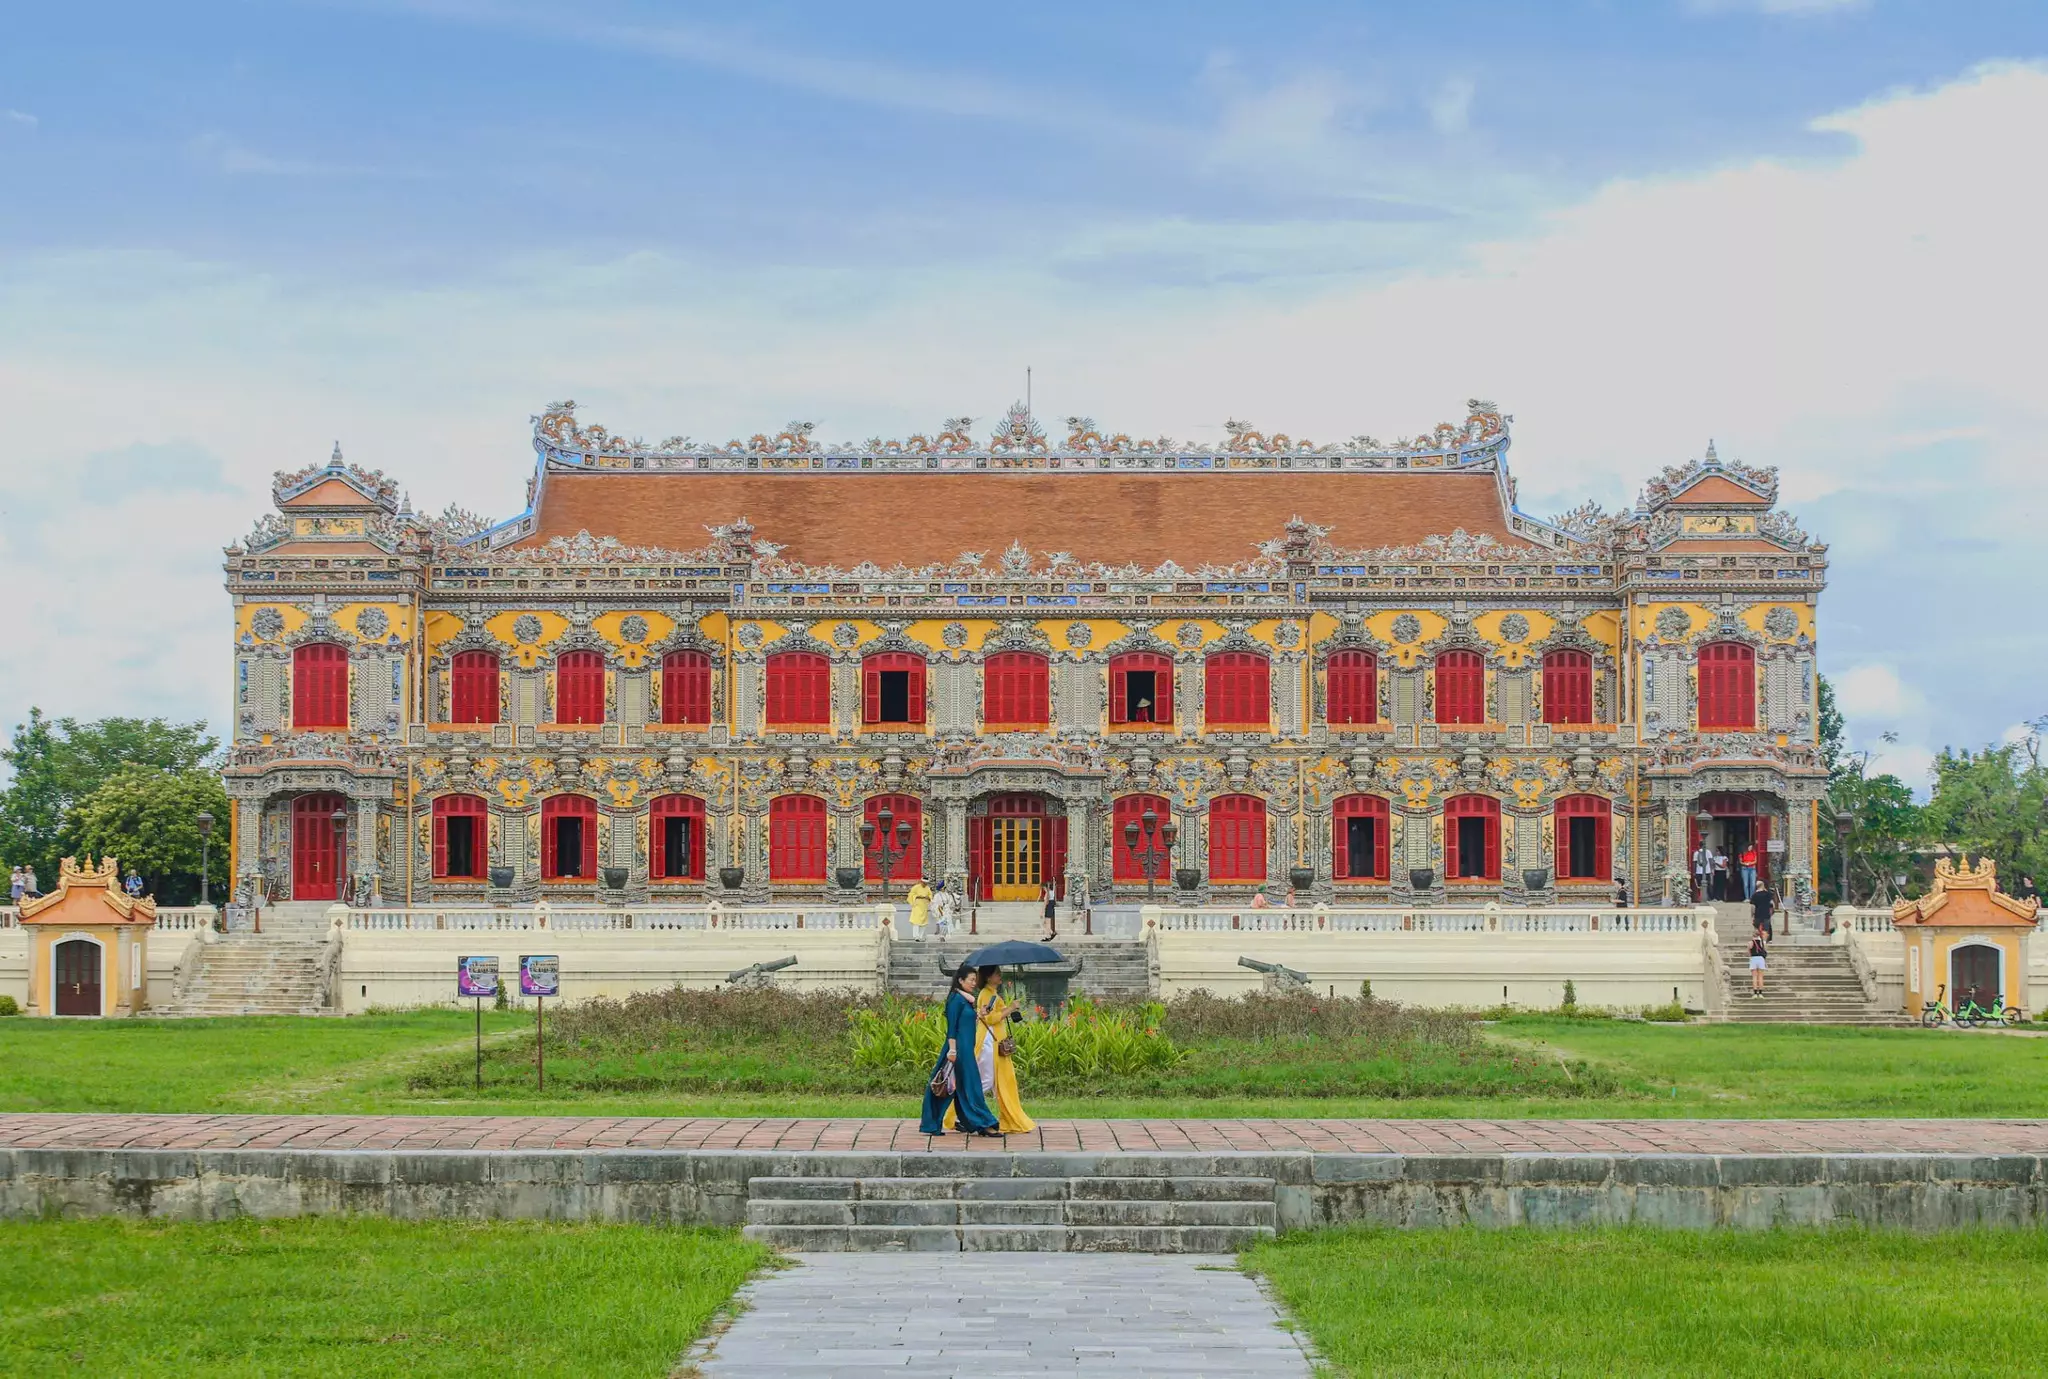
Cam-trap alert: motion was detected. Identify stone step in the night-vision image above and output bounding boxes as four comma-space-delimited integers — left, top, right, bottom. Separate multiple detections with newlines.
742, 1174, 1278, 1252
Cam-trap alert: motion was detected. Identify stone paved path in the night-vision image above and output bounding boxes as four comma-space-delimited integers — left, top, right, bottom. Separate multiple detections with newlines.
3, 1112, 2045, 1154
685, 1253, 1313, 1378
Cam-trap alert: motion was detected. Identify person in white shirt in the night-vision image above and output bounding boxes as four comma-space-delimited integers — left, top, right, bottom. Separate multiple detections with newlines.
930, 882, 954, 939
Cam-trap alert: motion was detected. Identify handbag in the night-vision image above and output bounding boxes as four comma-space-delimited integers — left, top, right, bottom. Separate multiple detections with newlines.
929, 1059, 956, 1099
996, 1036, 1016, 1057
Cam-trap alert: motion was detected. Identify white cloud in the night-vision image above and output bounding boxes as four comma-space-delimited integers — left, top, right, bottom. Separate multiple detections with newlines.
1428, 77, 1475, 135
1833, 664, 1924, 721
3, 109, 35, 129
2, 62, 2046, 751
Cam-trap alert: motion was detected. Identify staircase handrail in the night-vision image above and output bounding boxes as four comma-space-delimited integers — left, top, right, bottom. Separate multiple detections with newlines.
1833, 906, 1881, 1003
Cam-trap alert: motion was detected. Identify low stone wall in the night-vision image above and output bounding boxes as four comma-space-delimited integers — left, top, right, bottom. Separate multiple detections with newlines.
6, 1146, 2041, 1233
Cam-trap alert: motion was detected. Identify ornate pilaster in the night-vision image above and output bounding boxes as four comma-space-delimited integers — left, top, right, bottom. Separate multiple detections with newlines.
353, 797, 380, 904
943, 797, 969, 897
1063, 796, 1090, 906
1663, 797, 1690, 904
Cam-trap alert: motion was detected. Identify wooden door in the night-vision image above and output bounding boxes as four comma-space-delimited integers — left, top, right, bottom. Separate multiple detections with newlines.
292, 793, 347, 900
54, 939, 101, 1016
1952, 945, 2000, 1004
991, 817, 1042, 899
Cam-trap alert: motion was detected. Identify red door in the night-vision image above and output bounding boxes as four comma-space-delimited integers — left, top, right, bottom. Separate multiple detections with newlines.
54, 939, 101, 1016
293, 792, 347, 900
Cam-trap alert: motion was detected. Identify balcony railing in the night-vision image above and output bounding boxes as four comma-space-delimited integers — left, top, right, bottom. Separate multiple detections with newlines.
1147, 904, 1711, 935
338, 901, 888, 933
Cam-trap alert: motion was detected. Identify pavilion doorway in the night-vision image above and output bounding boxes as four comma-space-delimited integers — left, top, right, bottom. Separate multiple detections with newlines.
1688, 792, 1771, 900
968, 794, 1067, 901
54, 938, 101, 1016
1952, 944, 2001, 1005
292, 793, 347, 901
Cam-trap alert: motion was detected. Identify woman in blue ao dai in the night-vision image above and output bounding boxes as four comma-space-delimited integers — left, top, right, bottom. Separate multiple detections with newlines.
920, 963, 1000, 1136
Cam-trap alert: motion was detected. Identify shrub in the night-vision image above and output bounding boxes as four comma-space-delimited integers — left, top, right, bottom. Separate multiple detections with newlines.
0, 995, 17, 1016
850, 995, 1186, 1081
1639, 1001, 1689, 1023
1561, 979, 1577, 1009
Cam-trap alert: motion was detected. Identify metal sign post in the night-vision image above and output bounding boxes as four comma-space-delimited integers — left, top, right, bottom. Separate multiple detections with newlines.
520, 955, 560, 1093
456, 956, 500, 1092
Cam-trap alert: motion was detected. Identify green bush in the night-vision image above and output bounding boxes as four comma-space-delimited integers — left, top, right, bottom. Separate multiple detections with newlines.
849, 994, 1186, 1081
1639, 1001, 1690, 1023
0, 995, 17, 1017
1562, 979, 1578, 1009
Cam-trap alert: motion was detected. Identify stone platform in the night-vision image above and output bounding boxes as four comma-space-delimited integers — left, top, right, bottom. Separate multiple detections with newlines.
4, 1114, 2044, 1245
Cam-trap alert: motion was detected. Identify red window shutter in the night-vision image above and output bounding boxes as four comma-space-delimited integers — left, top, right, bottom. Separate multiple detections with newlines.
451, 651, 499, 724
661, 652, 711, 726
540, 803, 557, 877
1208, 795, 1266, 881
1328, 651, 1377, 726
862, 659, 881, 724
771, 795, 827, 881
862, 794, 923, 881
293, 644, 349, 729
1110, 661, 1128, 725
1206, 653, 1270, 726
1543, 650, 1592, 726
985, 653, 1048, 726
1436, 651, 1484, 725
432, 807, 448, 876
557, 651, 604, 725
768, 653, 830, 727
1595, 807, 1612, 878
1112, 794, 1171, 881
1486, 807, 1500, 880
1155, 658, 1173, 726
1698, 643, 1755, 730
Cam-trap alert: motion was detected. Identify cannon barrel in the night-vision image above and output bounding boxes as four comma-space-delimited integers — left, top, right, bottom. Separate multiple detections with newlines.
1237, 955, 1310, 986
726, 955, 800, 983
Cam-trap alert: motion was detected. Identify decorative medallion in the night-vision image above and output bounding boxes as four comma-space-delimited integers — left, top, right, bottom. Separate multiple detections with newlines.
736, 622, 765, 650
1065, 622, 1093, 650
1274, 621, 1302, 650
1763, 606, 1799, 641
1655, 607, 1692, 641
250, 608, 285, 641
355, 607, 389, 640
512, 614, 544, 645
1175, 623, 1205, 649
619, 614, 649, 644
832, 622, 861, 649
1498, 613, 1530, 644
1391, 614, 1422, 645
942, 622, 969, 649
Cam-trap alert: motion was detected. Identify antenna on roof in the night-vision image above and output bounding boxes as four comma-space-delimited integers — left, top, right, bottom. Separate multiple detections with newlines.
1026, 366, 1032, 415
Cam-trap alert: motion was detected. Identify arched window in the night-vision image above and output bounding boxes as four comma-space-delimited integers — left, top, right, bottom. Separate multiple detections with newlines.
555, 650, 606, 725
660, 650, 713, 726
1332, 794, 1390, 881
1554, 795, 1612, 881
649, 794, 705, 881
769, 794, 828, 881
292, 643, 349, 729
1109, 653, 1174, 728
1444, 794, 1501, 881
1208, 794, 1267, 883
1542, 649, 1593, 726
983, 651, 1049, 727
862, 653, 927, 727
1112, 794, 1174, 882
1434, 650, 1485, 725
1204, 652, 1270, 728
1698, 642, 1757, 731
766, 651, 831, 728
862, 794, 924, 883
432, 794, 488, 880
540, 794, 597, 880
450, 651, 501, 725
1326, 651, 1378, 727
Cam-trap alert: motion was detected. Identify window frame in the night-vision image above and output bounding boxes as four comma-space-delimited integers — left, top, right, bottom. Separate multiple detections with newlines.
769, 793, 829, 882
449, 650, 501, 725
1332, 794, 1391, 881
659, 650, 714, 727
861, 793, 924, 882
765, 651, 833, 729
1554, 794, 1612, 882
1112, 793, 1174, 882
1207, 793, 1268, 883
291, 642, 350, 730
1697, 641, 1757, 731
1541, 648, 1594, 726
1325, 650, 1379, 727
649, 793, 706, 881
861, 652, 927, 727
1434, 649, 1486, 726
1443, 793, 1501, 882
1108, 653, 1175, 728
539, 793, 598, 881
1203, 651, 1271, 730
431, 793, 489, 880
982, 650, 1050, 728
554, 650, 606, 726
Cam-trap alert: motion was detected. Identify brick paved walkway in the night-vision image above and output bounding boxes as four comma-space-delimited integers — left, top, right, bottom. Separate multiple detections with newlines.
4, 1113, 2044, 1154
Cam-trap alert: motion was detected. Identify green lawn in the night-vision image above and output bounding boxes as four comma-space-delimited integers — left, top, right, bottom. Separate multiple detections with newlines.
1247, 1227, 2047, 1378
0, 1008, 2043, 1118
0, 1217, 766, 1378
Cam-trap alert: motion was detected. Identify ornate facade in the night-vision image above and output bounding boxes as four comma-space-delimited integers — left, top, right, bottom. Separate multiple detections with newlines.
222, 402, 1829, 911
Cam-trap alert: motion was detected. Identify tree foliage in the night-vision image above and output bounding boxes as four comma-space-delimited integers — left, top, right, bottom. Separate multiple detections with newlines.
0, 710, 220, 884
64, 768, 232, 906
1921, 725, 2048, 891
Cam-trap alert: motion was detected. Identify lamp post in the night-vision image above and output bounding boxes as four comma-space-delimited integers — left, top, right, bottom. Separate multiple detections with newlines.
860, 806, 915, 900
1835, 810, 1856, 907
1122, 807, 1178, 900
330, 807, 349, 905
196, 811, 214, 908
1695, 809, 1713, 902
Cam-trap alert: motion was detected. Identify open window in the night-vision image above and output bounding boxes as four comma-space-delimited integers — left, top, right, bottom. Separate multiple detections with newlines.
1444, 794, 1500, 881
1109, 653, 1174, 728
432, 794, 488, 880
862, 653, 927, 727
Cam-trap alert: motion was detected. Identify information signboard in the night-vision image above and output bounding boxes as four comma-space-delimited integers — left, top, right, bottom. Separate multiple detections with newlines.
520, 954, 560, 998
457, 955, 500, 998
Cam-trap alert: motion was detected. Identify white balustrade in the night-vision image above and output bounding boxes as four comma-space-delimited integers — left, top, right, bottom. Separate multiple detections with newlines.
1150, 904, 1704, 936
338, 902, 880, 935
151, 907, 217, 933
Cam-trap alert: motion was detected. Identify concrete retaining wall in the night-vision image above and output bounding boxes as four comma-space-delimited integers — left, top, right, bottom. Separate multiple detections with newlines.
5, 1147, 2041, 1233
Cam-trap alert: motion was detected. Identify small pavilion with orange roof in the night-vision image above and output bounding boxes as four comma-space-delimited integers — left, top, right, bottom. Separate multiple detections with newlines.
20, 856, 157, 1017
1893, 856, 2038, 1018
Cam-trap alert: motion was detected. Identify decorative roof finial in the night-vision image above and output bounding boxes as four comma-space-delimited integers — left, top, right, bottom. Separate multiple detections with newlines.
330, 441, 344, 468
1704, 439, 1719, 465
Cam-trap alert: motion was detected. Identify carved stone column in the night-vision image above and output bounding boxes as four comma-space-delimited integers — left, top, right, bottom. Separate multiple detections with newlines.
943, 797, 969, 897
354, 797, 380, 904
1785, 795, 1817, 910
1063, 796, 1090, 907
1663, 797, 1691, 905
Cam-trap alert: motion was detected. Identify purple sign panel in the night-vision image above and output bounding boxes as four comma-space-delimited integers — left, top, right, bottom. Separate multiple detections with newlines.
456, 955, 499, 999
519, 954, 560, 998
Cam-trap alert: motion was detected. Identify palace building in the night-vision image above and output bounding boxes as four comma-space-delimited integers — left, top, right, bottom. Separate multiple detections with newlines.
220, 399, 1828, 914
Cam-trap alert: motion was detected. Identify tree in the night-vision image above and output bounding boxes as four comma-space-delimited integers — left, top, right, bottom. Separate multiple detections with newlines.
1817, 674, 1846, 776
1921, 725, 2048, 888
63, 768, 231, 906
0, 711, 219, 882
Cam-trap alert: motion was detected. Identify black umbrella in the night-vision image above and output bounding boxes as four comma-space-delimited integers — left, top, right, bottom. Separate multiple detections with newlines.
960, 940, 1065, 967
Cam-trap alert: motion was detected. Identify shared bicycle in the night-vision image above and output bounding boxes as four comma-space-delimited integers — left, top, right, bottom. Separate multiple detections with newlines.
1921, 984, 2023, 1028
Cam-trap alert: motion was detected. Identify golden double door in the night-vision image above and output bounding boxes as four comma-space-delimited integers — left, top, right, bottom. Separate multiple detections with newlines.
990, 817, 1042, 900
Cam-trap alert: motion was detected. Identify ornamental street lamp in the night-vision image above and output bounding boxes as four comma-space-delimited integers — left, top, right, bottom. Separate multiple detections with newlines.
1835, 810, 1856, 907
1122, 807, 1179, 900
330, 808, 349, 905
861, 806, 915, 900
196, 811, 214, 908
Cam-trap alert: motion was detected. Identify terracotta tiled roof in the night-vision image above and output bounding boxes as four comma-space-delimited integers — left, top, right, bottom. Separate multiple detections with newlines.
519, 471, 1531, 566
280, 478, 381, 508
1656, 539, 1794, 555
1670, 474, 1769, 505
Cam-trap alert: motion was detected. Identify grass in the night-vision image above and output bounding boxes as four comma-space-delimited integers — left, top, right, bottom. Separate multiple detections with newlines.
1, 1004, 2045, 1118
0, 1217, 766, 1378
1247, 1226, 2048, 1378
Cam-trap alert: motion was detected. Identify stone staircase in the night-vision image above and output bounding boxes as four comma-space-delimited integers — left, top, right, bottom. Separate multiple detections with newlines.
886, 903, 1155, 999
743, 1171, 1277, 1252
160, 929, 336, 1017
1711, 904, 1907, 1025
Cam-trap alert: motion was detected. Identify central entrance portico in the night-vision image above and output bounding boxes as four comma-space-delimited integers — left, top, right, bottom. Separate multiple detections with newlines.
972, 793, 1066, 901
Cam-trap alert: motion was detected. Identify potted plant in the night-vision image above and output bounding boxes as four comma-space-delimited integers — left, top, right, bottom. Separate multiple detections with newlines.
834, 865, 863, 890
1174, 867, 1202, 892
719, 865, 746, 890
1409, 867, 1436, 892
602, 865, 629, 890
1288, 865, 1315, 892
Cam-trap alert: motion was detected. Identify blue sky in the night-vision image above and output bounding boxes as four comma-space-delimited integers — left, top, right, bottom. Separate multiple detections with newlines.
2, 1, 2045, 786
